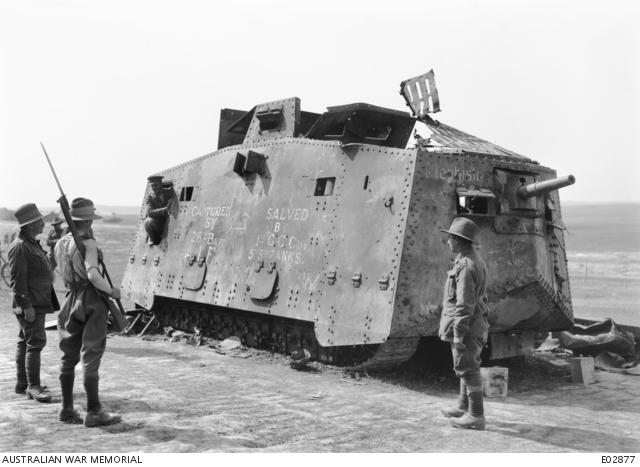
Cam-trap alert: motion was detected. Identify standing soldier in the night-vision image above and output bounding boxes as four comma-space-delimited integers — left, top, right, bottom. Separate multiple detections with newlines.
8, 203, 59, 402
55, 198, 122, 427
438, 217, 489, 430
144, 175, 175, 246
46, 217, 65, 269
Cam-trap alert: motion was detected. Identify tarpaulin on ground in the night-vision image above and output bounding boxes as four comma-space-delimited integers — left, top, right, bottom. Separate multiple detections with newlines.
594, 351, 640, 375
558, 318, 636, 357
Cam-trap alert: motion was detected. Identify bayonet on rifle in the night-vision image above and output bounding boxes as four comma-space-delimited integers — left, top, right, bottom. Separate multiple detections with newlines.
40, 142, 130, 332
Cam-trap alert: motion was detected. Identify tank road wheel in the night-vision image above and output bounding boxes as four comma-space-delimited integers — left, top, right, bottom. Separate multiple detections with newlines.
149, 298, 409, 368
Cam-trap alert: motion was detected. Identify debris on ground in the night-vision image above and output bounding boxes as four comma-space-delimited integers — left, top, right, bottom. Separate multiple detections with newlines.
558, 318, 636, 357
213, 336, 250, 357
171, 330, 187, 342
290, 349, 311, 370
536, 336, 563, 352
310, 391, 326, 399
339, 369, 372, 385
216, 336, 242, 351
595, 351, 640, 376
187, 327, 203, 346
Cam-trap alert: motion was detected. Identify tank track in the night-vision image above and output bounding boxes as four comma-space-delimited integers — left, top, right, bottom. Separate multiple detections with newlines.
149, 297, 419, 368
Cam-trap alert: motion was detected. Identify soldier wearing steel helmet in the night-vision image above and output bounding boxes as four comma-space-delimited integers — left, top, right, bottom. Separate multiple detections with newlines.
438, 216, 489, 430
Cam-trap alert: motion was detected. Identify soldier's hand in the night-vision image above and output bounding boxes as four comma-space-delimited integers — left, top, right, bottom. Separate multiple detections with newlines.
110, 287, 121, 300
453, 337, 466, 349
97, 248, 104, 262
22, 306, 36, 323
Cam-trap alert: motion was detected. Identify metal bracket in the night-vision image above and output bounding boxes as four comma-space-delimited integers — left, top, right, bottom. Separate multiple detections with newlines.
153, 255, 160, 266
378, 274, 389, 290
255, 260, 264, 273
384, 196, 394, 208
197, 256, 206, 267
140, 255, 147, 265
129, 254, 135, 264
352, 272, 362, 288
325, 270, 336, 285
268, 261, 276, 274
185, 254, 196, 266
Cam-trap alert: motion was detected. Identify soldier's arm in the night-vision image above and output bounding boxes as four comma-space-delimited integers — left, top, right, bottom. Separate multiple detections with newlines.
147, 207, 168, 218
8, 243, 33, 309
145, 195, 168, 219
452, 261, 476, 339
83, 238, 117, 296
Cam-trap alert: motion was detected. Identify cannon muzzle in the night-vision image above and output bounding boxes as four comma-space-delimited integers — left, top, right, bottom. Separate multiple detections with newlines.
517, 175, 576, 200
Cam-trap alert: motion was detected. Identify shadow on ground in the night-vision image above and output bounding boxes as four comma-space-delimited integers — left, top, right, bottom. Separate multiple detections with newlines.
491, 420, 640, 451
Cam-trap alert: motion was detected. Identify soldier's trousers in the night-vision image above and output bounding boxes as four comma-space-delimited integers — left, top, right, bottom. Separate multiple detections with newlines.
58, 297, 107, 380
451, 314, 489, 392
144, 217, 166, 245
16, 309, 47, 387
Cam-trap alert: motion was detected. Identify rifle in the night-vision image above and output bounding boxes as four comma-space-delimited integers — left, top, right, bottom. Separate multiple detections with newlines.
40, 142, 130, 332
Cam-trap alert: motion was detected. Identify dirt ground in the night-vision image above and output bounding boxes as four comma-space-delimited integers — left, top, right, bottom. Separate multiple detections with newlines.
0, 292, 639, 453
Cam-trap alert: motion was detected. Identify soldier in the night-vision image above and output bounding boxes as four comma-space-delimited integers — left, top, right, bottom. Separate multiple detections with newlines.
438, 217, 489, 430
55, 198, 122, 427
8, 203, 60, 402
45, 217, 65, 269
144, 175, 175, 246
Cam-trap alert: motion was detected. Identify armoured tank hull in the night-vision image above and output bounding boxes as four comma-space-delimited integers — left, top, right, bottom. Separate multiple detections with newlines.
123, 85, 575, 367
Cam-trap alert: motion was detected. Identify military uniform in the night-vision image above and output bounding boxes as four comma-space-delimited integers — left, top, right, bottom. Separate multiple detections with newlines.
438, 217, 489, 430
8, 204, 59, 402
144, 175, 175, 245
55, 197, 121, 427
45, 221, 64, 269
57, 231, 109, 383
439, 248, 489, 385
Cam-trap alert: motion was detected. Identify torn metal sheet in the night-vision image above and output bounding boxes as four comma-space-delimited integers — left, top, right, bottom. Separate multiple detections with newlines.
400, 69, 440, 117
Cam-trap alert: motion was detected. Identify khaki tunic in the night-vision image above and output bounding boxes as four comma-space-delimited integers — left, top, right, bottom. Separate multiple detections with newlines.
8, 233, 59, 313
439, 248, 490, 382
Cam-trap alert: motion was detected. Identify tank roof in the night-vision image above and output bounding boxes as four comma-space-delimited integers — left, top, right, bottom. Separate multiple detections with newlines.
421, 116, 532, 161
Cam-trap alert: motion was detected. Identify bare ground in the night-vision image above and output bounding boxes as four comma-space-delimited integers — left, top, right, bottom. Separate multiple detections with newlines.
0, 291, 639, 453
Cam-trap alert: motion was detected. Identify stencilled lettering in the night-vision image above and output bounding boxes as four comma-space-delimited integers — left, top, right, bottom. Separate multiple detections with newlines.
428, 162, 484, 183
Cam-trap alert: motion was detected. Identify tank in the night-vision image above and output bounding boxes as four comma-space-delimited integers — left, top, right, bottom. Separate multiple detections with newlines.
122, 70, 576, 367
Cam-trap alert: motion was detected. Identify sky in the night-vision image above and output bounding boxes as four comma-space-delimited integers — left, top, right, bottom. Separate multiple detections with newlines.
0, 0, 638, 209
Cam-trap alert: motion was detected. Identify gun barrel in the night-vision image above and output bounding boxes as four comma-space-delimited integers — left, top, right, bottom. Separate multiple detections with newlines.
517, 175, 576, 200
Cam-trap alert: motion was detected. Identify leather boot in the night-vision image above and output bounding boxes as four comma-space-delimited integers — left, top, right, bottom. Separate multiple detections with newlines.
59, 407, 83, 424
83, 375, 121, 427
26, 350, 41, 388
450, 391, 485, 430
84, 375, 101, 414
441, 379, 468, 418
83, 410, 122, 428
60, 373, 76, 414
15, 342, 27, 394
26, 386, 52, 403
